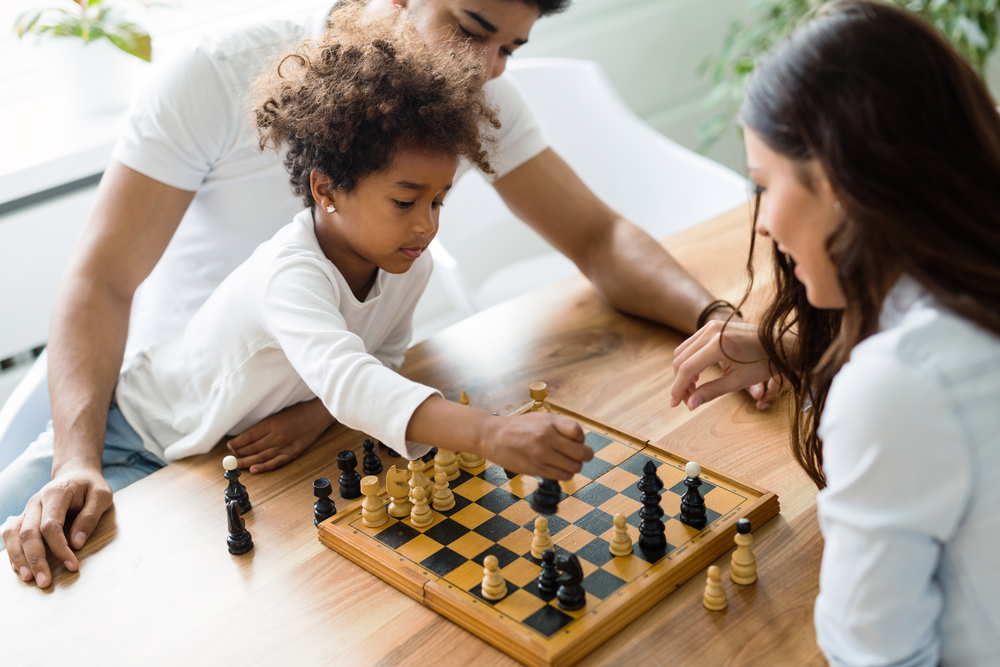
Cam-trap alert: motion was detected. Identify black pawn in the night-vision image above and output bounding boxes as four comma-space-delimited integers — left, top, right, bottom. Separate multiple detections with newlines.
381, 440, 400, 458
638, 461, 666, 553
313, 478, 337, 526
362, 440, 383, 476
421, 448, 438, 465
226, 499, 253, 555
737, 518, 751, 534
679, 471, 707, 529
537, 549, 559, 599
529, 479, 562, 515
337, 450, 362, 499
224, 464, 252, 514
555, 553, 586, 611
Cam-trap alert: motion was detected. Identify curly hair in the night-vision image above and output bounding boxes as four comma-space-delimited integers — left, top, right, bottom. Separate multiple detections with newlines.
250, 2, 500, 207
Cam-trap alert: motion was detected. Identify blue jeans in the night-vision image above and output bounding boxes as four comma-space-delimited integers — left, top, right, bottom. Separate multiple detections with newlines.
0, 401, 166, 547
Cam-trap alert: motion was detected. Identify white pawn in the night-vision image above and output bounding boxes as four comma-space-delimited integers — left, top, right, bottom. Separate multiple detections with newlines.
432, 470, 455, 511
458, 391, 486, 469
609, 513, 633, 557
408, 458, 431, 506
434, 447, 460, 482
730, 518, 757, 585
703, 565, 728, 611
385, 465, 411, 518
481, 554, 507, 600
531, 516, 554, 559
361, 475, 388, 528
410, 486, 433, 528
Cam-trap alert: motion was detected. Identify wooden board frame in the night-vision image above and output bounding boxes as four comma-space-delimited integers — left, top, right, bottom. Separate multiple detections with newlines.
319, 390, 780, 667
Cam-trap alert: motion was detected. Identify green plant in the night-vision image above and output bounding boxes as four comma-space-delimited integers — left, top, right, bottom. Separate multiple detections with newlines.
12, 0, 167, 62
699, 0, 1000, 151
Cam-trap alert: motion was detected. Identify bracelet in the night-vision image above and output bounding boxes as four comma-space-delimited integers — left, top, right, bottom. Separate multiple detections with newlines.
696, 299, 743, 330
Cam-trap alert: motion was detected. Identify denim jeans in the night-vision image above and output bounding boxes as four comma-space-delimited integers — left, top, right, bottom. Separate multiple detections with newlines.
0, 401, 166, 549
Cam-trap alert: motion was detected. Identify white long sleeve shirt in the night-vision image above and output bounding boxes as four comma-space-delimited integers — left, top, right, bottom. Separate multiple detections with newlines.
815, 276, 1000, 666
115, 210, 438, 462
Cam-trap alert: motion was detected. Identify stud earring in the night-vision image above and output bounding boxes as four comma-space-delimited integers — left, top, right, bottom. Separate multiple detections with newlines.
833, 200, 842, 212
326, 204, 336, 213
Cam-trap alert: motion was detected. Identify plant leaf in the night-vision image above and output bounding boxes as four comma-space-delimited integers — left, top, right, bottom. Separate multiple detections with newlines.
101, 21, 152, 61
13, 9, 45, 37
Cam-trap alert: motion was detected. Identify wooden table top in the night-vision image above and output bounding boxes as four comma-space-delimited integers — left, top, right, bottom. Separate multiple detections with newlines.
0, 205, 825, 666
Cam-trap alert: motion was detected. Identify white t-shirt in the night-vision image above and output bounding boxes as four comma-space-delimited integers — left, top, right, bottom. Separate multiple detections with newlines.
115, 209, 439, 462
814, 276, 1000, 666
112, 9, 547, 362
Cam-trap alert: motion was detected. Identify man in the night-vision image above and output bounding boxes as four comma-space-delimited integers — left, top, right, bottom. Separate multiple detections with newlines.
1, 0, 765, 587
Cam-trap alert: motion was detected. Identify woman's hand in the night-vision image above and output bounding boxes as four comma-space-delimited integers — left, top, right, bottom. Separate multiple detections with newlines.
670, 320, 775, 410
227, 398, 336, 473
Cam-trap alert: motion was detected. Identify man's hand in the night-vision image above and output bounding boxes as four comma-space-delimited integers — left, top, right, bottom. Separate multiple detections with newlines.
3, 465, 112, 588
478, 413, 594, 481
227, 398, 336, 473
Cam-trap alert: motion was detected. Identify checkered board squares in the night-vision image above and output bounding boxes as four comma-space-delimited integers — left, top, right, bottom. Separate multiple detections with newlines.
318, 399, 779, 667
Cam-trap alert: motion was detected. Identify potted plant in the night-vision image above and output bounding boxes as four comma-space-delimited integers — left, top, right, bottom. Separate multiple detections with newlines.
13, 0, 163, 115
699, 0, 1000, 151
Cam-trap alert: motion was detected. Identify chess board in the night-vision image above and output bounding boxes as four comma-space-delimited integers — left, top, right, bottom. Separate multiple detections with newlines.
318, 392, 780, 667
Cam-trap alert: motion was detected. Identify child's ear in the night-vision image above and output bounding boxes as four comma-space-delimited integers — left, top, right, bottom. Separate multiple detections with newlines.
310, 170, 337, 211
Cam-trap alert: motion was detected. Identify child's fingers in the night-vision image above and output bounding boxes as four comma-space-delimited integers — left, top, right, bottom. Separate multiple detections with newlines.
234, 447, 282, 470
228, 435, 271, 457
248, 454, 292, 474
227, 423, 270, 453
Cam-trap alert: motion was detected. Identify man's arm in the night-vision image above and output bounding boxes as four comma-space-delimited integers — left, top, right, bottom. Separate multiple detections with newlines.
2, 160, 194, 588
493, 148, 726, 335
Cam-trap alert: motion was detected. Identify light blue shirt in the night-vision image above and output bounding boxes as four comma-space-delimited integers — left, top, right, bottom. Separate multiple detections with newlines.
815, 276, 1000, 667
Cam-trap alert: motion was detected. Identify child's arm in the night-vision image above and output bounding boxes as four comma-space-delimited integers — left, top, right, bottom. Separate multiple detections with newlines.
407, 396, 593, 480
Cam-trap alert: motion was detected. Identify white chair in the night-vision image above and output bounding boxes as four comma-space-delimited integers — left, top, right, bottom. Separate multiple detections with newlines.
431, 57, 749, 313
0, 351, 50, 471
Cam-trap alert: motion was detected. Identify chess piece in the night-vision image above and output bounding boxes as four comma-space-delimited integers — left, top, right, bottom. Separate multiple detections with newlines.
432, 470, 456, 512
537, 549, 559, 598
555, 553, 586, 611
362, 439, 383, 476
434, 446, 460, 482
385, 465, 411, 518
223, 455, 252, 514
313, 478, 337, 526
408, 458, 432, 506
337, 450, 362, 499
638, 461, 666, 553
703, 565, 728, 610
422, 448, 438, 465
679, 461, 707, 529
529, 381, 548, 409
730, 518, 757, 585
458, 391, 486, 469
361, 475, 388, 528
504, 469, 517, 479
481, 555, 507, 600
226, 499, 253, 555
531, 516, 554, 559
609, 513, 633, 557
410, 485, 432, 528
529, 479, 562, 515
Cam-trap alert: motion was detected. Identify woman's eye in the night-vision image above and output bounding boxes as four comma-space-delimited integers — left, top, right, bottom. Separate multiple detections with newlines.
393, 200, 415, 209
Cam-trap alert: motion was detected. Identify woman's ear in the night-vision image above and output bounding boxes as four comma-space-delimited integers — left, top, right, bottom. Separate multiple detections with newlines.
310, 170, 336, 212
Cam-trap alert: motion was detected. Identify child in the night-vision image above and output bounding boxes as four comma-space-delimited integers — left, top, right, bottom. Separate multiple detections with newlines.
2, 7, 592, 585
668, 2, 1000, 666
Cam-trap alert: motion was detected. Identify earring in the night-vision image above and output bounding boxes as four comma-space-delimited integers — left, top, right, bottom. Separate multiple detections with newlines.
833, 200, 842, 212
326, 204, 336, 213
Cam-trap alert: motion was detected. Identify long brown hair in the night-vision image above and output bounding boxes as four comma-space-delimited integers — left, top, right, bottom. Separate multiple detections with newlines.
738, 0, 1000, 488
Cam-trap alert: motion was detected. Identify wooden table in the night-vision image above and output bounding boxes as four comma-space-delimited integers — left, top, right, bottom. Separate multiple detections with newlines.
0, 205, 825, 666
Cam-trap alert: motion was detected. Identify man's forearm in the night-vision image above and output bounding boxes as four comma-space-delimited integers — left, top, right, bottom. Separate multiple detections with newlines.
581, 218, 721, 335
47, 277, 133, 475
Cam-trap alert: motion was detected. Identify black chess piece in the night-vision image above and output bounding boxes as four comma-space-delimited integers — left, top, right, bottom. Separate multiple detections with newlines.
679, 465, 707, 529
224, 459, 252, 514
362, 440, 383, 477
337, 450, 362, 499
421, 448, 438, 465
528, 478, 562, 515
313, 478, 337, 526
226, 499, 254, 555
638, 461, 666, 553
537, 549, 559, 599
555, 553, 586, 611
381, 439, 400, 458
503, 469, 518, 479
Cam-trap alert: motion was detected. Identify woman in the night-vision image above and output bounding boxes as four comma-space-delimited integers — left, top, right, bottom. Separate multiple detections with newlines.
670, 2, 1000, 665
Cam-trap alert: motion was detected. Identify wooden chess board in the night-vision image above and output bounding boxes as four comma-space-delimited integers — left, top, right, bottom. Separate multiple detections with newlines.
318, 390, 780, 667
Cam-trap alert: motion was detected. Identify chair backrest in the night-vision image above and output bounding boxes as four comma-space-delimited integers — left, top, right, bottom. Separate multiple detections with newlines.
431, 58, 750, 313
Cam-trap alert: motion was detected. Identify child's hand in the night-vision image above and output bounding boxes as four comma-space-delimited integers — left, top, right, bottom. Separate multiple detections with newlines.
227, 398, 336, 473
480, 413, 594, 481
